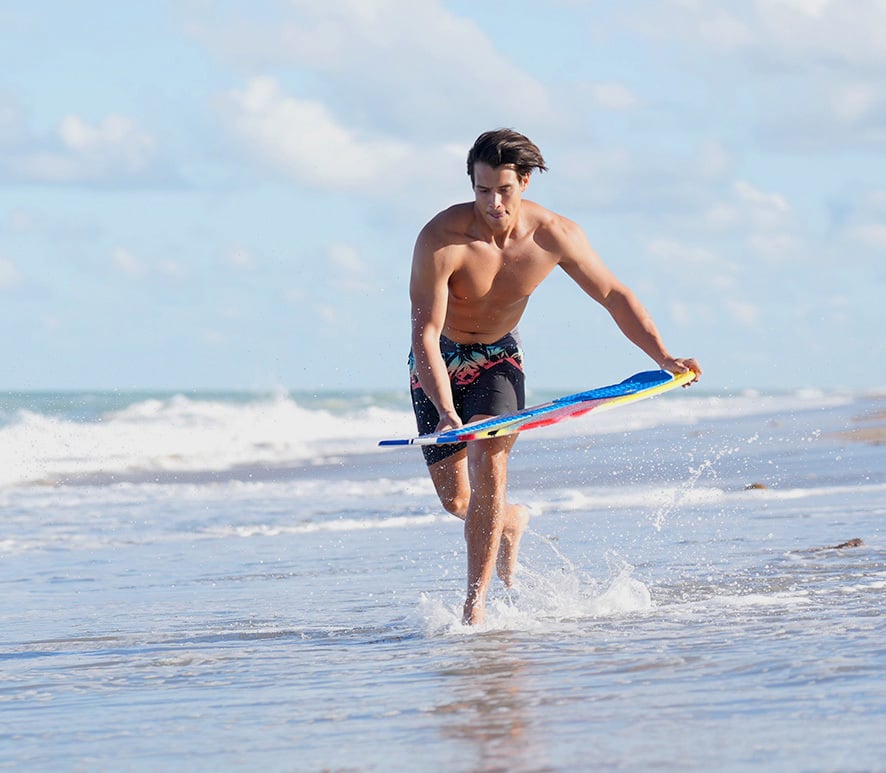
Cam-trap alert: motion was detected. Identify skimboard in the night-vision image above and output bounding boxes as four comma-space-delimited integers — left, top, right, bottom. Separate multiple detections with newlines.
379, 369, 695, 447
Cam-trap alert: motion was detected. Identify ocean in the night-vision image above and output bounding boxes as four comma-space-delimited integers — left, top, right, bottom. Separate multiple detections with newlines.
2, 383, 884, 771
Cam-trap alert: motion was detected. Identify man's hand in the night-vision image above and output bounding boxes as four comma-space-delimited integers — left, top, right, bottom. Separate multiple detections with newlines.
660, 357, 702, 385
435, 408, 463, 434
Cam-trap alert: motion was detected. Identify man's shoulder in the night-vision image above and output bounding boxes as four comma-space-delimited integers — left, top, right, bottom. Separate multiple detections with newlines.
524, 201, 584, 245
418, 203, 474, 248
427, 202, 473, 230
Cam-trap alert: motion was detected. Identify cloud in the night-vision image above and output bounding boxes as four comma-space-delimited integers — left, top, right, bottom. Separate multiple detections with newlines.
839, 188, 886, 252
584, 82, 641, 111
112, 246, 146, 278
0, 112, 167, 187
733, 180, 791, 228
847, 224, 886, 251
556, 138, 736, 215
762, 0, 830, 17
111, 245, 187, 281
758, 80, 886, 151
724, 299, 760, 327
702, 179, 795, 254
192, 1, 555, 138
638, 2, 886, 151
646, 237, 740, 291
221, 77, 415, 192
0, 256, 21, 289
752, 0, 886, 68
225, 245, 259, 270
328, 242, 373, 293
656, 0, 886, 68
0, 96, 26, 144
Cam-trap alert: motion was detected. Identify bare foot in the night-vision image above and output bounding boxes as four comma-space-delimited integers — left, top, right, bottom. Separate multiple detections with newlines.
496, 504, 530, 587
462, 585, 487, 625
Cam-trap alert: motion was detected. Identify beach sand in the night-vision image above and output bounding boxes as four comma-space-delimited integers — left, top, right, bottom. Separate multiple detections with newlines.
834, 408, 886, 445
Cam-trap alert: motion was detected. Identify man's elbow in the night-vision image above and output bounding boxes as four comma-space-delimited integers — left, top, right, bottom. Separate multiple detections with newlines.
602, 286, 631, 315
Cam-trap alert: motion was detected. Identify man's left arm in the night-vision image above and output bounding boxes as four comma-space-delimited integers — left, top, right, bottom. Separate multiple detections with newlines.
556, 219, 701, 381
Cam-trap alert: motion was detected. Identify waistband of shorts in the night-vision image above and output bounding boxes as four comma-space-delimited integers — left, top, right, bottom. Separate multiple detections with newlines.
439, 329, 521, 352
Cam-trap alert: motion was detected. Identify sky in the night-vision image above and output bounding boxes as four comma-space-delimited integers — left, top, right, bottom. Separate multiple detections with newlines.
1, 0, 884, 393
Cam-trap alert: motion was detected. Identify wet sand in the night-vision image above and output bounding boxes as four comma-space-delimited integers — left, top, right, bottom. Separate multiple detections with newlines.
834, 409, 886, 445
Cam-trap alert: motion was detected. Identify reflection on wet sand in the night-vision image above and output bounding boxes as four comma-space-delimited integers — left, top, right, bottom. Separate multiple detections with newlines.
432, 636, 549, 771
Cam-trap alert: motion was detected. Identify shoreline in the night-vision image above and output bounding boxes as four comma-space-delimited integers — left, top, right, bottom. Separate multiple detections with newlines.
834, 409, 886, 446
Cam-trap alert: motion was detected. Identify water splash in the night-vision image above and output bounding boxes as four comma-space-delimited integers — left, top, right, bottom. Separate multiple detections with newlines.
414, 543, 652, 636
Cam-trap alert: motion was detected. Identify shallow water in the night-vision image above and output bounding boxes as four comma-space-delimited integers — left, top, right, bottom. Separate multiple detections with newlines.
2, 389, 884, 770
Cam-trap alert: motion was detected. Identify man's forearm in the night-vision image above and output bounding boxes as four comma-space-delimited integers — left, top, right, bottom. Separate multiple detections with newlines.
605, 290, 672, 367
412, 329, 457, 417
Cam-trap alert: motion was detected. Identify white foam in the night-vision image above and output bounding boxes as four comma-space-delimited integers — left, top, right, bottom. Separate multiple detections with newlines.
414, 561, 654, 636
0, 393, 415, 487
0, 386, 865, 488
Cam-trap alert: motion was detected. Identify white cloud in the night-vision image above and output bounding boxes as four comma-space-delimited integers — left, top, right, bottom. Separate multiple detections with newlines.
670, 299, 692, 327
833, 187, 886, 252
702, 180, 795, 246
848, 224, 886, 251
0, 97, 26, 144
696, 9, 753, 50
226, 245, 258, 270
0, 112, 164, 186
831, 84, 879, 123
748, 232, 799, 260
6, 208, 35, 233
329, 243, 365, 275
697, 140, 734, 179
194, 1, 555, 138
704, 203, 741, 228
113, 246, 146, 278
157, 260, 187, 279
752, 0, 886, 66
0, 256, 21, 289
724, 299, 760, 327
733, 180, 791, 229
647, 237, 721, 267
647, 237, 739, 291
315, 304, 337, 324
112, 246, 187, 281
656, 0, 886, 67
763, 0, 831, 18
222, 77, 414, 192
328, 242, 375, 294
586, 82, 641, 111
200, 328, 226, 346
641, 1, 886, 151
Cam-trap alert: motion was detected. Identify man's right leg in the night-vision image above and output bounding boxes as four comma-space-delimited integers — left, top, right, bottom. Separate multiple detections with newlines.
428, 448, 471, 519
427, 443, 530, 615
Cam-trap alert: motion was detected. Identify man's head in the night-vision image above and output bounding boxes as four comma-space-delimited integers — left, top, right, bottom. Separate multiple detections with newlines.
466, 129, 548, 185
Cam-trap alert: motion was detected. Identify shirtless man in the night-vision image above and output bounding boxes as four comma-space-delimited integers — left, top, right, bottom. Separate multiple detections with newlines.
409, 129, 701, 625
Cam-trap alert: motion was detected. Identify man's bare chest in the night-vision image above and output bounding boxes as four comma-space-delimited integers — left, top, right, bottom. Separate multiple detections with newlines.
448, 246, 556, 303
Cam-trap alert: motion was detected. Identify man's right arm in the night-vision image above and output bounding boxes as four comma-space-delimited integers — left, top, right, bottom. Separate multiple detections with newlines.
409, 224, 462, 432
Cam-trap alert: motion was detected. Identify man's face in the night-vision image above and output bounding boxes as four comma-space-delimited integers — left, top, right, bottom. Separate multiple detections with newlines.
472, 162, 529, 231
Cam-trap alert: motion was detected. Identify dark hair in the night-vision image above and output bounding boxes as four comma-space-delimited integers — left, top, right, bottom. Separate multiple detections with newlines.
466, 129, 548, 184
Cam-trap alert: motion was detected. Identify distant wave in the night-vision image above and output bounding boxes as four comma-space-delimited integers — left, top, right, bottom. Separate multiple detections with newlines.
0, 392, 413, 488
0, 388, 855, 488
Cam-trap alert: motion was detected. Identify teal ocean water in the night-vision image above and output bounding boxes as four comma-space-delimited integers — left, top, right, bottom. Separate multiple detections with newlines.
2, 385, 884, 770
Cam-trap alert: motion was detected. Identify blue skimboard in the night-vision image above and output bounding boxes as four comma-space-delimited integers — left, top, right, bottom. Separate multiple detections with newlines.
379, 369, 695, 447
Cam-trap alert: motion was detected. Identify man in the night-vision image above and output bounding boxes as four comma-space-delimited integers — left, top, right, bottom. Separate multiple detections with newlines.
409, 129, 701, 625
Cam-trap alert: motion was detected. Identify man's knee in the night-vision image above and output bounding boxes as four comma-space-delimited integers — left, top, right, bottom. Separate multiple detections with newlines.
428, 453, 470, 519
439, 491, 469, 518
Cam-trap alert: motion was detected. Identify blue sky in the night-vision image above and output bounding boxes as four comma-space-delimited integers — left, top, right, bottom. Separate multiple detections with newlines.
2, 0, 884, 392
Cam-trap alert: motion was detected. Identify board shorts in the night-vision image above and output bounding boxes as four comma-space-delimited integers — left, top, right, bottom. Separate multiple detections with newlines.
408, 331, 525, 466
